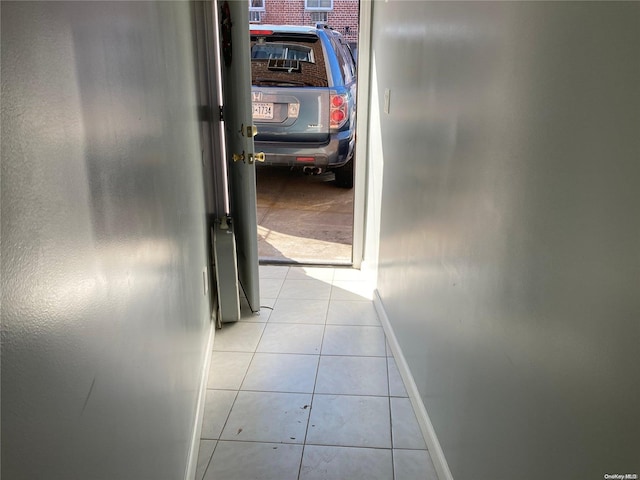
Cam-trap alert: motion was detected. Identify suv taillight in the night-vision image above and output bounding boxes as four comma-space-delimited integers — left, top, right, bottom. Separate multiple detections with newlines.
330, 92, 349, 129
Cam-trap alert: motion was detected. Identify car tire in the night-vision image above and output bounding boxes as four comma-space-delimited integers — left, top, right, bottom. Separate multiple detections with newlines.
334, 156, 354, 189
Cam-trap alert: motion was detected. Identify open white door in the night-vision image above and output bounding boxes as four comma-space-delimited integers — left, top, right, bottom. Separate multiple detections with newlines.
197, 0, 239, 324
218, 0, 261, 313
196, 0, 259, 323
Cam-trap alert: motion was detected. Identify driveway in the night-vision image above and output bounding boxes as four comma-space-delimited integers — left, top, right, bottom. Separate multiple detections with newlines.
256, 166, 353, 264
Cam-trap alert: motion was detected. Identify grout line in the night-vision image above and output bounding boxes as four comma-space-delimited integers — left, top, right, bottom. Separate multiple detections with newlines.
203, 388, 240, 442
211, 266, 394, 479
311, 352, 387, 358
298, 442, 394, 451
235, 385, 318, 396
208, 438, 401, 450
297, 280, 331, 480
208, 384, 405, 403
212, 438, 306, 446
200, 439, 218, 480
386, 342, 397, 480
208, 304, 272, 454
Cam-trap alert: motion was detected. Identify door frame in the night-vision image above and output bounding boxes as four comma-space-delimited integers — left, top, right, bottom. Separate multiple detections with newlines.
351, 0, 372, 269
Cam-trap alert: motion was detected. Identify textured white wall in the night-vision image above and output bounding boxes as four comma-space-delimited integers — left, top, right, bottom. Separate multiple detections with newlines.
371, 2, 640, 479
1, 2, 211, 478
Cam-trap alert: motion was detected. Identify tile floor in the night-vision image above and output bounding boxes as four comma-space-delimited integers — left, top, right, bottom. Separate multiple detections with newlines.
196, 266, 439, 480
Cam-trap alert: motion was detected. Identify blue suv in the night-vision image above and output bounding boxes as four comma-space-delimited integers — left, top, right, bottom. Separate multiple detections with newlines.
250, 24, 357, 188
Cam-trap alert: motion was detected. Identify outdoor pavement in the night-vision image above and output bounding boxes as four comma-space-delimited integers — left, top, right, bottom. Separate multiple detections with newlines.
256, 166, 354, 265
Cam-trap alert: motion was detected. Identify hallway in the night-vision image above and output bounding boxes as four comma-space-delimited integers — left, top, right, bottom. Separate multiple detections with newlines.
4, 1, 638, 478
196, 266, 438, 480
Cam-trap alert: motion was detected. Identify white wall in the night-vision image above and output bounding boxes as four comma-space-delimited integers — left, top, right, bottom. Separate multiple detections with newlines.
1, 2, 212, 478
370, 2, 640, 479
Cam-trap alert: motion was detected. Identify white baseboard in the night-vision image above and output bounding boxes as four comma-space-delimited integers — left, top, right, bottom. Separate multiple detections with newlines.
373, 290, 454, 480
184, 321, 215, 480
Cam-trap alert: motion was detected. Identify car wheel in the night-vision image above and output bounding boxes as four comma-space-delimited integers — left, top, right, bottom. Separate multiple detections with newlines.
334, 157, 354, 189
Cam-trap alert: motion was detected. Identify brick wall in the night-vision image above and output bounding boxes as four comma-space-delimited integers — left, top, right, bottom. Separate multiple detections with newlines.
251, 0, 359, 45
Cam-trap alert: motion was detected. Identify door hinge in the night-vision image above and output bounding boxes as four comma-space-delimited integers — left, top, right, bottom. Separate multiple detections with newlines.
198, 105, 223, 123
217, 215, 233, 231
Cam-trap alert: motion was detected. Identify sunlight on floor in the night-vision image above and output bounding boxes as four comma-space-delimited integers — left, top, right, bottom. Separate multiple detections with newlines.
195, 266, 439, 480
258, 226, 352, 264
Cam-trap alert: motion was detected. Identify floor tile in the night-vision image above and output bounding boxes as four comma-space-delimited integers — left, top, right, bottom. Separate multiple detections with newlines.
257, 323, 325, 354
213, 322, 265, 352
207, 351, 253, 390
259, 265, 290, 279
278, 278, 332, 300
201, 390, 237, 439
306, 394, 391, 448
332, 268, 372, 282
196, 266, 436, 480
269, 298, 329, 324
203, 441, 303, 480
326, 300, 380, 326
241, 353, 319, 393
239, 296, 271, 322
260, 277, 285, 300
388, 357, 409, 397
286, 266, 335, 282
393, 449, 438, 480
391, 397, 427, 449
260, 297, 277, 308
315, 356, 388, 396
330, 280, 373, 301
321, 325, 386, 356
220, 391, 311, 444
195, 440, 216, 480
299, 445, 393, 480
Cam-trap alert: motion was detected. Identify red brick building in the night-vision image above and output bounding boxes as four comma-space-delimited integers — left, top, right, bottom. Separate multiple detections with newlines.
249, 0, 359, 46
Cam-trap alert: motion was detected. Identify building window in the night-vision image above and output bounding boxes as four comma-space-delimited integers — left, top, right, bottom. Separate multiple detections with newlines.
305, 0, 333, 11
310, 11, 328, 23
249, 0, 263, 22
249, 0, 265, 11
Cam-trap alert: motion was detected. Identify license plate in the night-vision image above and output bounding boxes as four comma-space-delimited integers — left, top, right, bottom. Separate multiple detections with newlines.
253, 102, 273, 120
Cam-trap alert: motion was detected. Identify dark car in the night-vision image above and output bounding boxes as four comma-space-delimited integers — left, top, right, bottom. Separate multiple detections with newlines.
250, 24, 357, 188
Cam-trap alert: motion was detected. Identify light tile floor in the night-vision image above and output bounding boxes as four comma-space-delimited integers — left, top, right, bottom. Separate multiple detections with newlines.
196, 266, 439, 480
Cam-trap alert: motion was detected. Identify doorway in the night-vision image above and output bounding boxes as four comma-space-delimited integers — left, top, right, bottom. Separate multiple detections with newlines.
248, 0, 364, 266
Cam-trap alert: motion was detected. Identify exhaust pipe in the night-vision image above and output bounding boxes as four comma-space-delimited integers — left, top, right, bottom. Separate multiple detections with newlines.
303, 166, 323, 175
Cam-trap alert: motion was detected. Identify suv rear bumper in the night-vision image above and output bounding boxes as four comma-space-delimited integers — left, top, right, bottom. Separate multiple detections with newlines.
255, 131, 354, 169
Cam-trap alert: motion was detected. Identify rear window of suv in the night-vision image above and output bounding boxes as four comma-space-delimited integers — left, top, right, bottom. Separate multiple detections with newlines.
250, 33, 329, 88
